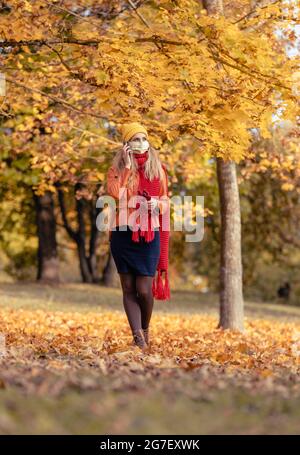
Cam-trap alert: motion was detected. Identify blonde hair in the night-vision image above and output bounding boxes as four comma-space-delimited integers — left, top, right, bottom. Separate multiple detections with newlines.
111, 143, 165, 193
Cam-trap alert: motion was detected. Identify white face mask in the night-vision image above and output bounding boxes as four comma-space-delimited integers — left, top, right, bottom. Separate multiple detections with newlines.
128, 139, 149, 152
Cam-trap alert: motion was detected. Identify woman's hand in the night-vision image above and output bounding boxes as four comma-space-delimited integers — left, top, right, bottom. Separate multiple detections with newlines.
147, 197, 159, 212
122, 143, 132, 169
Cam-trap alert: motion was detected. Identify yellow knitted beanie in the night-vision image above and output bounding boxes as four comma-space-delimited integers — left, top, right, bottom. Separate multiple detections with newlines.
121, 122, 148, 143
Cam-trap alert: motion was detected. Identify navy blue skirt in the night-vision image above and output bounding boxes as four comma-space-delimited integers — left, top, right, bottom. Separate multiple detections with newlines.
110, 225, 160, 276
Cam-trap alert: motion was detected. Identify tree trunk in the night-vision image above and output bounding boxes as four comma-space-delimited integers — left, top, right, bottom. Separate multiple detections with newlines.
34, 191, 60, 283
203, 0, 244, 331
57, 183, 101, 283
87, 198, 101, 283
75, 194, 94, 283
102, 251, 119, 287
216, 158, 244, 330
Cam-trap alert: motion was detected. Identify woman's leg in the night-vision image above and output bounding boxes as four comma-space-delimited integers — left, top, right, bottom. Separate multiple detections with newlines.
136, 275, 154, 330
119, 272, 142, 333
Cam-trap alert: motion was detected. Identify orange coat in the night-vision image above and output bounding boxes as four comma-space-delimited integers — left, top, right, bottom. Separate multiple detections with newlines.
105, 164, 169, 236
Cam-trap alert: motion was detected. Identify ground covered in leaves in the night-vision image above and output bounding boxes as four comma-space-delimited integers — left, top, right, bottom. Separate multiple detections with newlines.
0, 281, 300, 434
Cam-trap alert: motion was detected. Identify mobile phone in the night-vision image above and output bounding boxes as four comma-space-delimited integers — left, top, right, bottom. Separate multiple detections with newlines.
124, 141, 133, 153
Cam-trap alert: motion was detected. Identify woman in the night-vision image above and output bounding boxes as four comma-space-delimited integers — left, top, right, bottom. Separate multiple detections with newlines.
106, 122, 170, 352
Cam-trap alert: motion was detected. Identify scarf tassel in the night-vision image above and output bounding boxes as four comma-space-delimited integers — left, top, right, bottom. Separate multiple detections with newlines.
131, 227, 155, 243
152, 269, 170, 301
131, 206, 155, 243
132, 228, 140, 242
144, 227, 154, 242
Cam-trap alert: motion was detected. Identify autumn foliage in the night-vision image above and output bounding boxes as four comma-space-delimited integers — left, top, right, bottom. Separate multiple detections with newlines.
0, 2, 300, 434
1, 306, 300, 391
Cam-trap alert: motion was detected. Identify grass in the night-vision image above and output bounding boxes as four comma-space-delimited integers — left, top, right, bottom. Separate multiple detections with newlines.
1, 385, 300, 435
0, 280, 300, 321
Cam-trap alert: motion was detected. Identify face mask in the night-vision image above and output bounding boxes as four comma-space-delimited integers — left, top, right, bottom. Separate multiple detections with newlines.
128, 140, 149, 152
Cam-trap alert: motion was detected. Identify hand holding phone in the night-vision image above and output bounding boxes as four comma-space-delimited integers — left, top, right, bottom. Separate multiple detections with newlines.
122, 142, 132, 169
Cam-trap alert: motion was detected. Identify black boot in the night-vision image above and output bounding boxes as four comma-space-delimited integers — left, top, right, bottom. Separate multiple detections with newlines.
143, 327, 149, 346
131, 328, 148, 352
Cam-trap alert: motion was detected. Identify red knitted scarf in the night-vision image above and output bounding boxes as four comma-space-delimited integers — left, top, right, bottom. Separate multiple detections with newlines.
132, 150, 170, 301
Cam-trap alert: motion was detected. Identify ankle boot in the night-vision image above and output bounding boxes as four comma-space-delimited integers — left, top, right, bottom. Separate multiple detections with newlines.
143, 327, 149, 345
131, 328, 148, 351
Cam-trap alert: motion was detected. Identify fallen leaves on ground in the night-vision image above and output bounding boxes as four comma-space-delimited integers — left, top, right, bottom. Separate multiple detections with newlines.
0, 308, 300, 398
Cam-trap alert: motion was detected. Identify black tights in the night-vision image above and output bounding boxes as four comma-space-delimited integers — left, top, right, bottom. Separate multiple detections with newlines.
119, 273, 154, 334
